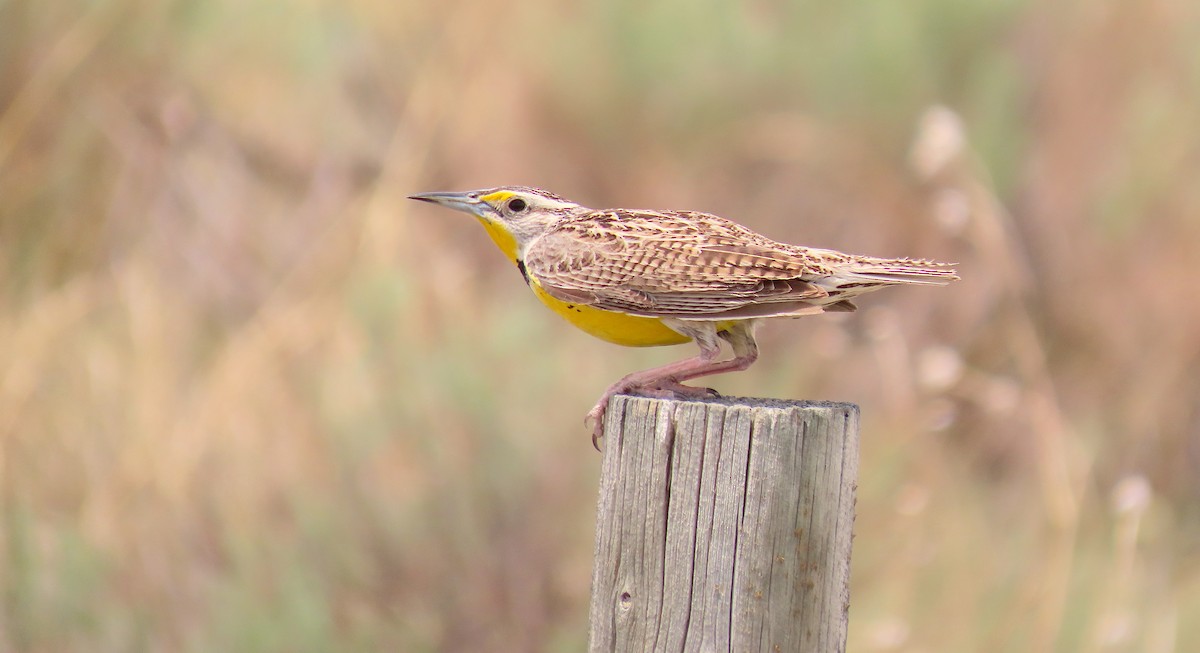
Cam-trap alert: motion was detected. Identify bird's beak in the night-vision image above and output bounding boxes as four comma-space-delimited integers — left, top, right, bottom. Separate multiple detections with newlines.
407, 190, 490, 217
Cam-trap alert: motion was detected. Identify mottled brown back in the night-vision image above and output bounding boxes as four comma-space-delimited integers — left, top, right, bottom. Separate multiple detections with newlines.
523, 208, 956, 319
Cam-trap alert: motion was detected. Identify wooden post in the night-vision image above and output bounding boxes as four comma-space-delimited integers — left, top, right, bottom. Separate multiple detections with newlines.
588, 395, 860, 653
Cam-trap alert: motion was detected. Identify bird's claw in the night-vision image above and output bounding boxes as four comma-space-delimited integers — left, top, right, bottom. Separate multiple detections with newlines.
585, 382, 720, 451
585, 404, 606, 452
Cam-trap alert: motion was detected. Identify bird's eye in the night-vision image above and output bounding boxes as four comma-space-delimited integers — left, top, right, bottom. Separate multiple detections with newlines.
508, 198, 528, 212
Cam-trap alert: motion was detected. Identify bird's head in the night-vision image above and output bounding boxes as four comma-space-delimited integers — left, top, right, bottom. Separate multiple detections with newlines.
408, 186, 585, 260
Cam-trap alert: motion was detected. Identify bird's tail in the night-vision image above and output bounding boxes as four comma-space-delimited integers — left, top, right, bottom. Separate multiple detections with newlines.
839, 257, 959, 286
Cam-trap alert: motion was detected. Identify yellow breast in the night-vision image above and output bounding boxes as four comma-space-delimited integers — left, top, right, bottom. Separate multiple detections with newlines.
528, 279, 690, 347
474, 213, 689, 347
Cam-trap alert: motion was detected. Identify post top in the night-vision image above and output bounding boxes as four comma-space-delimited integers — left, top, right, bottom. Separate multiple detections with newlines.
614, 393, 859, 414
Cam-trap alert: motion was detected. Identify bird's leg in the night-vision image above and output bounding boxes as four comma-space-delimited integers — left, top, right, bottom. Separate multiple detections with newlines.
666, 320, 760, 385
586, 320, 761, 449
585, 329, 723, 449
635, 380, 721, 399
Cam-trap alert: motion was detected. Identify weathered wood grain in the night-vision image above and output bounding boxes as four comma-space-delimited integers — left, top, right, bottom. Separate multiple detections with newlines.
588, 395, 859, 653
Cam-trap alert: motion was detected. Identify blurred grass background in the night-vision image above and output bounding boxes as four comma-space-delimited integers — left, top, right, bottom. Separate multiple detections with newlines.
2, 0, 1199, 651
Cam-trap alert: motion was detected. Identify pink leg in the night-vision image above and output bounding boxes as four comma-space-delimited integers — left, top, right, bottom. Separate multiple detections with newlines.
636, 380, 720, 399
586, 352, 720, 448
587, 320, 761, 449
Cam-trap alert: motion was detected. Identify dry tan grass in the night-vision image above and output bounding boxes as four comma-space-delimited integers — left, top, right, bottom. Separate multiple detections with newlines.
2, 0, 1199, 651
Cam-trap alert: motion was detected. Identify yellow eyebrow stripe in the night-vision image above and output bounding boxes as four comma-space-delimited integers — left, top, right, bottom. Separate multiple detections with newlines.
480, 191, 516, 204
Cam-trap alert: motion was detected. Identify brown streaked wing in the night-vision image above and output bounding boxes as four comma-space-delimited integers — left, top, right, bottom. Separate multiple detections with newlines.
524, 209, 830, 317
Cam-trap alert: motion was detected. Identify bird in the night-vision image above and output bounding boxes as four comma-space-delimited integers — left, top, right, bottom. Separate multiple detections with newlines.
409, 186, 958, 447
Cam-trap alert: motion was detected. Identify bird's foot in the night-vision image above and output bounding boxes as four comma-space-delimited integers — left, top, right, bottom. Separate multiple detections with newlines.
585, 398, 610, 451
636, 380, 720, 400
586, 380, 720, 450
586, 383, 634, 451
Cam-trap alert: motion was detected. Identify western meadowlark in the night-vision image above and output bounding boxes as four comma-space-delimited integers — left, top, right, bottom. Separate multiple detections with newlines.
409, 186, 958, 447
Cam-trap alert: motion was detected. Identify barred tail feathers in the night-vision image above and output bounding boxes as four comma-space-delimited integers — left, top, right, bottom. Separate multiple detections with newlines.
838, 258, 959, 286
